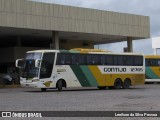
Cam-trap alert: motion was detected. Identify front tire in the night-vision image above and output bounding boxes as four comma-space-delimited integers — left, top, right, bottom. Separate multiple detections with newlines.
57, 80, 63, 91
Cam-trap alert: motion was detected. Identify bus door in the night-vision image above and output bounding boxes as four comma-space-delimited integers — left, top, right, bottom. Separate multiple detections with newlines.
39, 53, 55, 87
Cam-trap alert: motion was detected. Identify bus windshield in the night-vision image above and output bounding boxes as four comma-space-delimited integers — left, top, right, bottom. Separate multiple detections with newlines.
21, 53, 42, 79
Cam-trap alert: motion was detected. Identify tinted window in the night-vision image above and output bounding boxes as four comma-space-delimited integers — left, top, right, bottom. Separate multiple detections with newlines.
79, 54, 87, 65
114, 55, 124, 65
56, 53, 72, 65
87, 55, 100, 65
134, 56, 143, 66
124, 56, 134, 66
72, 54, 87, 65
64, 54, 72, 65
105, 55, 114, 65
146, 59, 160, 66
72, 54, 80, 65
56, 53, 65, 65
56, 53, 143, 66
40, 53, 55, 79
114, 55, 143, 66
56, 53, 87, 65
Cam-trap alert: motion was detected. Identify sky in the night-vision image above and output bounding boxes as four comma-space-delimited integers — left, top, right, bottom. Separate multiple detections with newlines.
32, 0, 160, 54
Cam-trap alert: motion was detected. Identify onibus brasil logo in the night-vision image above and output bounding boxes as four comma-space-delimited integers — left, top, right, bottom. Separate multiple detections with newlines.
1, 112, 42, 118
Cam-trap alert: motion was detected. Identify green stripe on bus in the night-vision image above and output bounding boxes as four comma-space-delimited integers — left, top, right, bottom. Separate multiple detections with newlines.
146, 67, 159, 79
60, 50, 80, 53
80, 66, 98, 86
145, 74, 151, 79
70, 65, 91, 87
59, 50, 69, 53
69, 50, 80, 53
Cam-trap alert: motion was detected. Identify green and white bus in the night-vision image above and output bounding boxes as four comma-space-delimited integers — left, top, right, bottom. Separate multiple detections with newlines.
145, 55, 160, 83
16, 48, 145, 91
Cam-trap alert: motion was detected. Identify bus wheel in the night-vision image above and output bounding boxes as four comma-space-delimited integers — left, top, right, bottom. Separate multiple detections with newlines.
57, 80, 63, 91
41, 88, 47, 92
98, 86, 106, 90
122, 79, 131, 89
114, 79, 122, 89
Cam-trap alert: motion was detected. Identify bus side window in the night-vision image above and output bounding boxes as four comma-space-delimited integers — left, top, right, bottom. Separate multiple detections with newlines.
87, 55, 100, 65
64, 54, 72, 65
114, 55, 124, 65
56, 53, 65, 65
101, 55, 106, 65
146, 59, 151, 66
95, 55, 101, 65
124, 56, 133, 66
158, 60, 160, 66
153, 59, 156, 66
105, 55, 114, 65
87, 55, 93, 65
79, 54, 87, 65
72, 54, 79, 65
134, 56, 143, 66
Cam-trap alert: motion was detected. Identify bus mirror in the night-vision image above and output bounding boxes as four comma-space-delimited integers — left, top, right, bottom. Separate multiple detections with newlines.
35, 59, 42, 68
15, 59, 24, 68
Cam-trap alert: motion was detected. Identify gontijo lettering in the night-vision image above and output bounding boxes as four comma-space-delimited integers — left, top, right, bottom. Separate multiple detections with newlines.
104, 67, 126, 72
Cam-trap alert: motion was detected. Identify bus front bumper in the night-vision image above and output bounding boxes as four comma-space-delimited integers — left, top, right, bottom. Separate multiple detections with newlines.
20, 81, 39, 88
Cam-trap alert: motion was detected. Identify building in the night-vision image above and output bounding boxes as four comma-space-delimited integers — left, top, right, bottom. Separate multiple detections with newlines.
0, 0, 150, 75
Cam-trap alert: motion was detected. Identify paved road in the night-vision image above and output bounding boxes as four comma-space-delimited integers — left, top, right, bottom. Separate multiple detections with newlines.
0, 84, 160, 120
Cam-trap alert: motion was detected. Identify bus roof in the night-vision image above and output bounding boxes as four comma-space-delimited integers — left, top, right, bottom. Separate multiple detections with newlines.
27, 50, 59, 53
145, 55, 160, 59
27, 49, 143, 56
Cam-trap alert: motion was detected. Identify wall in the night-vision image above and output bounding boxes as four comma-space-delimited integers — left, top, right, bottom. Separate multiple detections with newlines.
59, 40, 94, 50
0, 0, 150, 38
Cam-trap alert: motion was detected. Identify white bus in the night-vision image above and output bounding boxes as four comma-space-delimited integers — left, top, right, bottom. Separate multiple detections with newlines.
16, 48, 145, 91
